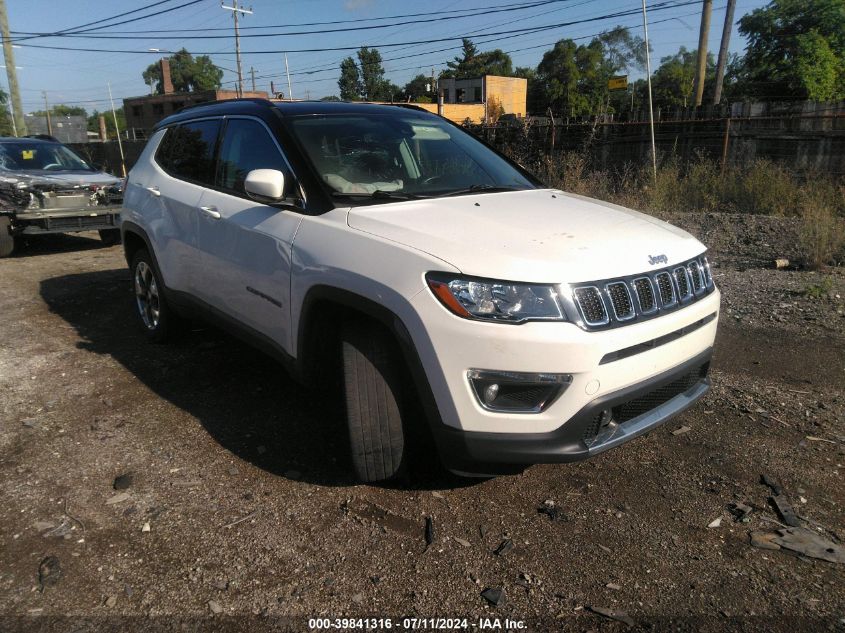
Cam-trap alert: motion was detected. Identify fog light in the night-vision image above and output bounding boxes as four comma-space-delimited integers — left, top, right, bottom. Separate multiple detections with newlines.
468, 369, 572, 413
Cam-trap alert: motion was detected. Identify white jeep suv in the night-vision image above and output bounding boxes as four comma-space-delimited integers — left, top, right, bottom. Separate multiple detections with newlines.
121, 99, 719, 482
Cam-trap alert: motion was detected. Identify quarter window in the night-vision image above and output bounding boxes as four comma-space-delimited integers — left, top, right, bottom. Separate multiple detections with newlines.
216, 118, 288, 195
156, 119, 221, 185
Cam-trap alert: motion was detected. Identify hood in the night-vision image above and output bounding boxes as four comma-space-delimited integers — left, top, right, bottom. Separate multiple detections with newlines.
0, 170, 120, 188
346, 189, 705, 283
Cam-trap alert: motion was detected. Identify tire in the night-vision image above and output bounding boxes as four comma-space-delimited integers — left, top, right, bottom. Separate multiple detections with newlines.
99, 229, 121, 246
130, 249, 179, 343
0, 216, 14, 258
341, 320, 407, 483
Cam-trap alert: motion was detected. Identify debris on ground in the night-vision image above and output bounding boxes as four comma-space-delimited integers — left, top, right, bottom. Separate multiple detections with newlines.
728, 502, 753, 522
606, 583, 622, 590
208, 599, 223, 614
707, 517, 722, 528
453, 537, 471, 547
588, 605, 634, 626
105, 492, 131, 505
494, 539, 513, 556
424, 517, 435, 546
770, 495, 801, 527
537, 500, 567, 522
749, 531, 780, 550
774, 258, 789, 270
113, 473, 133, 490
141, 522, 151, 533
671, 425, 691, 436
480, 587, 504, 607
38, 556, 61, 592
771, 527, 845, 564
104, 595, 117, 608
760, 473, 783, 496
342, 499, 417, 537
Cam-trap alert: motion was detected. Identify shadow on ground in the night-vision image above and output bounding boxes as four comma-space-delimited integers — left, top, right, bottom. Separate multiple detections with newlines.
40, 268, 469, 490
13, 232, 109, 258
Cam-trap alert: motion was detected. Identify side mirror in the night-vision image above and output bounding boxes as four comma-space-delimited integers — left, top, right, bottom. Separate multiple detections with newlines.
244, 169, 286, 203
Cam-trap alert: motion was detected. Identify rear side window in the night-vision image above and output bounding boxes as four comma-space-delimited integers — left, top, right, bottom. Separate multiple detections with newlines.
216, 118, 288, 195
156, 119, 221, 185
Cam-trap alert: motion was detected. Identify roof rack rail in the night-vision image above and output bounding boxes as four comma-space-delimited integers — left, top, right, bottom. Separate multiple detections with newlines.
175, 97, 275, 114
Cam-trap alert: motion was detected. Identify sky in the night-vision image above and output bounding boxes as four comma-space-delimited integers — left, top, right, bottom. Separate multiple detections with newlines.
4, 0, 770, 117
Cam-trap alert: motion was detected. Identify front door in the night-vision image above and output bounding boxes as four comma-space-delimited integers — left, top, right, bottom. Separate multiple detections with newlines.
196, 117, 303, 355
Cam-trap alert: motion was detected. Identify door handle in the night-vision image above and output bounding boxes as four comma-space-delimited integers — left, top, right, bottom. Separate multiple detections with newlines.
146, 186, 161, 197
200, 205, 221, 219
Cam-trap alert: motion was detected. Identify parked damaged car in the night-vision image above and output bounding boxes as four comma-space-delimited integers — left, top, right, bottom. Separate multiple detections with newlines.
0, 137, 123, 257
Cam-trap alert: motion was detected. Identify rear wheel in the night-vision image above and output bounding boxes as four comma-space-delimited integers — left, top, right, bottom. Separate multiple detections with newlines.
99, 229, 121, 246
0, 216, 14, 258
130, 249, 179, 342
341, 320, 407, 483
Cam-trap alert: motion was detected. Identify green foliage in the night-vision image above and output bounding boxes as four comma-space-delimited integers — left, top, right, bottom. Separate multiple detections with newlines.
142, 49, 223, 94
804, 277, 834, 297
0, 88, 12, 136
441, 38, 514, 79
338, 48, 397, 101
531, 27, 645, 116
735, 0, 845, 100
338, 57, 361, 100
30, 104, 88, 118
86, 108, 125, 140
643, 47, 715, 108
320, 95, 342, 102
403, 74, 433, 102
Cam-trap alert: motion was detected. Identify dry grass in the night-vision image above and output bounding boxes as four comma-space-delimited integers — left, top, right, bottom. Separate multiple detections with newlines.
514, 149, 845, 268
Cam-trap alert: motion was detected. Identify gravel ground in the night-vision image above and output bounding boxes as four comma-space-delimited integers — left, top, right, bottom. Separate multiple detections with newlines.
0, 219, 844, 633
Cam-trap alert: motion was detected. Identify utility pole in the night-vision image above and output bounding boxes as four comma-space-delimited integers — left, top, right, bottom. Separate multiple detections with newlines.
250, 66, 256, 92
692, 0, 713, 107
284, 53, 292, 101
641, 0, 657, 182
713, 0, 737, 105
221, 1, 252, 98
42, 91, 53, 136
107, 82, 126, 178
0, 0, 25, 135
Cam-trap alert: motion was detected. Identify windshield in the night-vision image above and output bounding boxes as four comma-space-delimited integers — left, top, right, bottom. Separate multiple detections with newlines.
287, 113, 536, 199
0, 142, 93, 172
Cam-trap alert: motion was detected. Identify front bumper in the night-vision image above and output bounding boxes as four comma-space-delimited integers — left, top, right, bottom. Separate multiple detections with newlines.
13, 208, 121, 234
434, 347, 712, 475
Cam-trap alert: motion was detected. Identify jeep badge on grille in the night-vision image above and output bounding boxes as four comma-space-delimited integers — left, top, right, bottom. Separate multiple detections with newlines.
648, 254, 668, 265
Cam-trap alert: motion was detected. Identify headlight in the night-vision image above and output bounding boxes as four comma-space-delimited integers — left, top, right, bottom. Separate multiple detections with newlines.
426, 273, 566, 323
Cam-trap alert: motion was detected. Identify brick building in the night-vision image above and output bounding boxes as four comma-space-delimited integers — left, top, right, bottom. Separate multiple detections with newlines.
123, 59, 267, 137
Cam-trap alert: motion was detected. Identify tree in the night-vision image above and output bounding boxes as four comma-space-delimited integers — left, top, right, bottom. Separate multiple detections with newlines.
320, 95, 342, 102
337, 47, 396, 101
0, 88, 12, 136
643, 47, 715, 108
86, 109, 125, 140
142, 48, 223, 94
403, 74, 432, 102
338, 56, 361, 100
531, 27, 647, 116
442, 38, 514, 78
734, 0, 845, 100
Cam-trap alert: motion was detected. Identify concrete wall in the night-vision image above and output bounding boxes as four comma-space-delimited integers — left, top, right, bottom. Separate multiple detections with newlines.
485, 76, 527, 117
24, 115, 88, 143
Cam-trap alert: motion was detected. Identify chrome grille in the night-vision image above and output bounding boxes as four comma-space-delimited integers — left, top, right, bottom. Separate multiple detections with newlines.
654, 272, 676, 307
674, 267, 691, 299
606, 282, 634, 320
573, 287, 608, 326
633, 277, 656, 313
569, 255, 715, 330
688, 261, 704, 294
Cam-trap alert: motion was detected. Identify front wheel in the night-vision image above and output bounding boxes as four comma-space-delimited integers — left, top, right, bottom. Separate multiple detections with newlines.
0, 216, 14, 257
341, 320, 407, 483
130, 249, 179, 343
99, 229, 121, 246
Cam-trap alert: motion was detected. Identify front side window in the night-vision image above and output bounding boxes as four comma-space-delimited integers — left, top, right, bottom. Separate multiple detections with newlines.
156, 119, 220, 185
287, 113, 535, 200
216, 118, 288, 196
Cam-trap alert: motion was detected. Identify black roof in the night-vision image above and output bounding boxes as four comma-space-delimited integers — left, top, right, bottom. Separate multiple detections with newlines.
155, 98, 436, 130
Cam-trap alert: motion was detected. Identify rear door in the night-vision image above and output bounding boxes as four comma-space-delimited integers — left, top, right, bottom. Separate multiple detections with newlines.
195, 116, 303, 354
143, 119, 221, 294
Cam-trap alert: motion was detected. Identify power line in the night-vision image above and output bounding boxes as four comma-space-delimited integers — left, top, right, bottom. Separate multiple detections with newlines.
13, 1, 702, 55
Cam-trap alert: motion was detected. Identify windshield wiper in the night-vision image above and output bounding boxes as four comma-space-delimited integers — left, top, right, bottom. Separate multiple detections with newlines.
433, 184, 525, 198
332, 190, 425, 200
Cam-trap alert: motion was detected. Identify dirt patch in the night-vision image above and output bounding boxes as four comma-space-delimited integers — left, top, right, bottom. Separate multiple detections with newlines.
0, 228, 843, 631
